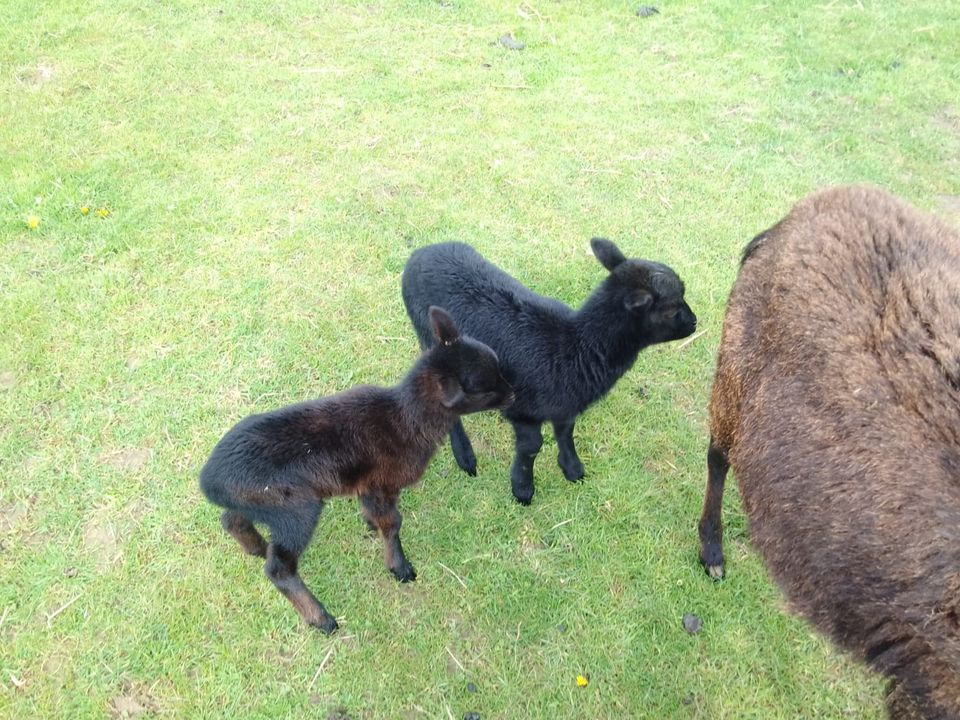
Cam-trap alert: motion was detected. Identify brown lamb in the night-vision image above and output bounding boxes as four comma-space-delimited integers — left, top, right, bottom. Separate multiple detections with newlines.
697, 185, 960, 718
200, 307, 513, 632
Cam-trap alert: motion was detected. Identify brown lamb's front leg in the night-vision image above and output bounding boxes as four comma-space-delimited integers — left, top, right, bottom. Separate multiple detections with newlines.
360, 490, 416, 583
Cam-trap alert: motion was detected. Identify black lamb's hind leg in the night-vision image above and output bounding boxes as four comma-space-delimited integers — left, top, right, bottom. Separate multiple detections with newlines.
449, 420, 478, 476
698, 437, 729, 580
264, 503, 338, 633
552, 417, 585, 481
510, 421, 543, 506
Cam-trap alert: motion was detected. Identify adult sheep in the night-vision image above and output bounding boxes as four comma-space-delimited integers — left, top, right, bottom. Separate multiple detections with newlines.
698, 185, 960, 718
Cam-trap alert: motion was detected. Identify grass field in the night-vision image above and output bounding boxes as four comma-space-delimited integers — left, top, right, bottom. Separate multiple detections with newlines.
2, 0, 959, 717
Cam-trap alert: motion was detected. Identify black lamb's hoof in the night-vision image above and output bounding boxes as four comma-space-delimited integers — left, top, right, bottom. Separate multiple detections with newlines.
512, 491, 534, 506
455, 453, 478, 477
561, 461, 585, 482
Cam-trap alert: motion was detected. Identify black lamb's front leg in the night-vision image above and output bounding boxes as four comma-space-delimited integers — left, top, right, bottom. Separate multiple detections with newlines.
552, 417, 585, 481
449, 419, 478, 476
360, 490, 416, 582
509, 421, 543, 506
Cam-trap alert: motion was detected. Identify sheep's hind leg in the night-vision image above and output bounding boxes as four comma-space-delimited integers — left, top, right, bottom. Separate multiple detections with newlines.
552, 417, 585, 481
698, 437, 729, 580
449, 420, 478, 476
510, 421, 543, 506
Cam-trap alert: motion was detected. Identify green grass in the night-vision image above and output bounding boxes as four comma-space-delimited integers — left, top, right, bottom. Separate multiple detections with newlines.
2, 0, 958, 717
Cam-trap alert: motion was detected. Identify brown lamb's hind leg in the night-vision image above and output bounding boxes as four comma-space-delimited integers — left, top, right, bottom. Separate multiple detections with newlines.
263, 505, 338, 634
221, 510, 267, 557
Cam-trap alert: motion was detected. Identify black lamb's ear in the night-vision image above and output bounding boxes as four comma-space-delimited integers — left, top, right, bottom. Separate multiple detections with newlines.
591, 237, 627, 272
624, 289, 653, 311
429, 306, 460, 346
439, 375, 465, 409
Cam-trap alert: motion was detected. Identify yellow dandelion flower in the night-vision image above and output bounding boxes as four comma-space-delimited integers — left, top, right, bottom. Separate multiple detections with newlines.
80, 206, 90, 215
576, 674, 589, 688
26, 215, 40, 230
95, 207, 110, 218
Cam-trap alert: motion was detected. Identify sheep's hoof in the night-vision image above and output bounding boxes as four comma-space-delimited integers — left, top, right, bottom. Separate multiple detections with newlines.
391, 562, 417, 583
700, 541, 724, 579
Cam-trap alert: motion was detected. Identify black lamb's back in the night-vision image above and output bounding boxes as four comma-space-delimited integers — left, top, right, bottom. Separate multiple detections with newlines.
403, 243, 589, 419
404, 242, 572, 337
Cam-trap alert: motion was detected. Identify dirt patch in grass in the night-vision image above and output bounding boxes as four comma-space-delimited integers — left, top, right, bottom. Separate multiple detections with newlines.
16, 62, 55, 87
0, 371, 15, 390
109, 681, 157, 719
41, 653, 70, 691
99, 448, 152, 472
83, 508, 120, 572
933, 106, 960, 136
1, 503, 28, 534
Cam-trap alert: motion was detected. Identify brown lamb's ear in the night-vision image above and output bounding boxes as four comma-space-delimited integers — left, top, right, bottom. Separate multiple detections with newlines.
439, 375, 465, 409
591, 237, 627, 272
429, 306, 460, 347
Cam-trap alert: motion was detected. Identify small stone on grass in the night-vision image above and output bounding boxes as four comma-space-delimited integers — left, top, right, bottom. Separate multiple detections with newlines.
498, 34, 524, 51
682, 613, 703, 634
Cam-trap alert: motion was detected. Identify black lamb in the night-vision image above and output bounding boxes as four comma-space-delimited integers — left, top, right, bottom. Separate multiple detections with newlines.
401, 239, 696, 505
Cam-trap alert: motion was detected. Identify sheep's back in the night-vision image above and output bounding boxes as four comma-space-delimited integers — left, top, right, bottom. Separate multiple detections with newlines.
717, 186, 960, 667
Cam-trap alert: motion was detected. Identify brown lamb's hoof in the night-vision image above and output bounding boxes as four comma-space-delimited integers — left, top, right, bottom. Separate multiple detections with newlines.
311, 615, 339, 635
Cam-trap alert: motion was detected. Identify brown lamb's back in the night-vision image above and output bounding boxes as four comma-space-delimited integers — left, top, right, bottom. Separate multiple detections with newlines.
702, 185, 960, 718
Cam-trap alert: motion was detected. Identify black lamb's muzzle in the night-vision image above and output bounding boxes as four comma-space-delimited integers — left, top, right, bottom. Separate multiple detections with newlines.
678, 306, 697, 338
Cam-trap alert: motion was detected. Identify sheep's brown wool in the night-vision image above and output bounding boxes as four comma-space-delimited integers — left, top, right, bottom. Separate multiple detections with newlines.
699, 185, 960, 718
402, 239, 696, 505
200, 307, 512, 633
